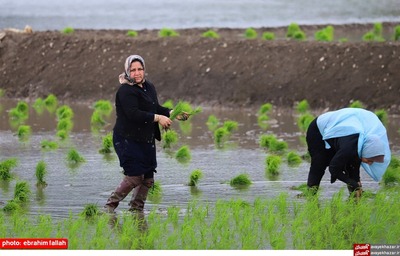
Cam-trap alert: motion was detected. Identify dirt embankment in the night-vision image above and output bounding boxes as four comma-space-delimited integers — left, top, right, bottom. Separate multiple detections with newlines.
0, 23, 399, 112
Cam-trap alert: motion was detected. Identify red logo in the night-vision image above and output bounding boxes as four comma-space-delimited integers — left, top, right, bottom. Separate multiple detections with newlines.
354, 244, 370, 256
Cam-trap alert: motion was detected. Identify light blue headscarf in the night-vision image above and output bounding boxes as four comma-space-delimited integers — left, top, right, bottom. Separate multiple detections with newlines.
316, 108, 391, 181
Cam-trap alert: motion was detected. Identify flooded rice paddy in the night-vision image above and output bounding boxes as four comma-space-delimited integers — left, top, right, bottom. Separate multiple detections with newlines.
1, 98, 400, 219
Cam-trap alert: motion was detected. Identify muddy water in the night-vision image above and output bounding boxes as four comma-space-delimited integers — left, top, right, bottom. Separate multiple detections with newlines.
0, 98, 399, 219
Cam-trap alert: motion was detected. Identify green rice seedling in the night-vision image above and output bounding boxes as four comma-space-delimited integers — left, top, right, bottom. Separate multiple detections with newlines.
61, 26, 75, 34
244, 27, 257, 39
56, 130, 68, 141
159, 28, 179, 37
16, 101, 29, 115
35, 160, 48, 186
66, 148, 86, 164
206, 114, 219, 131
374, 109, 388, 126
91, 110, 106, 127
223, 120, 238, 133
40, 139, 59, 150
8, 101, 29, 121
230, 173, 252, 186
162, 99, 174, 109
258, 103, 273, 115
148, 181, 162, 203
81, 203, 100, 218
287, 151, 302, 167
17, 125, 32, 141
296, 99, 309, 114
362, 22, 385, 42
175, 145, 191, 164
99, 132, 113, 154
56, 105, 74, 120
14, 180, 31, 203
349, 100, 364, 108
170, 100, 202, 120
265, 154, 282, 176
162, 129, 178, 149
0, 158, 18, 181
314, 25, 334, 42
259, 134, 288, 154
262, 31, 275, 40
394, 25, 400, 41
214, 127, 230, 146
126, 30, 138, 37
178, 120, 192, 135
381, 156, 400, 187
57, 118, 73, 132
188, 169, 203, 186
297, 113, 315, 132
93, 100, 113, 116
257, 114, 270, 130
286, 23, 306, 40
33, 98, 45, 114
3, 200, 21, 213
44, 94, 58, 112
202, 29, 220, 38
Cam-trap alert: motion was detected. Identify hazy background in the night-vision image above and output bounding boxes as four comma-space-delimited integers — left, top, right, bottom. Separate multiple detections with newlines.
1, 0, 400, 31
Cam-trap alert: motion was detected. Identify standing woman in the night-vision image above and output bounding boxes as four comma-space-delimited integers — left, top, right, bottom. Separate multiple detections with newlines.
104, 55, 188, 213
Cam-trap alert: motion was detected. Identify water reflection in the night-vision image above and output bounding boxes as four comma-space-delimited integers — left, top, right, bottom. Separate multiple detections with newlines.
0, 98, 399, 219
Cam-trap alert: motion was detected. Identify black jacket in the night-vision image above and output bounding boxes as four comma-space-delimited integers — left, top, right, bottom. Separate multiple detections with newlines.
113, 80, 170, 143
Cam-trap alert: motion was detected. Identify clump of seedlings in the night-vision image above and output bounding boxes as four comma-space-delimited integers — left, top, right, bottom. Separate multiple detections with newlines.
188, 169, 204, 186
175, 145, 191, 164
169, 100, 202, 120
14, 180, 31, 203
159, 28, 179, 37
8, 101, 29, 126
0, 158, 18, 181
314, 25, 334, 42
162, 129, 179, 149
206, 115, 220, 131
362, 22, 385, 42
43, 94, 58, 112
297, 113, 315, 133
61, 26, 75, 34
230, 173, 252, 187
33, 97, 45, 114
213, 120, 239, 148
148, 181, 162, 203
258, 103, 273, 129
99, 132, 113, 154
40, 139, 59, 150
286, 23, 306, 40
287, 151, 302, 167
265, 154, 282, 176
296, 99, 309, 114
394, 25, 400, 41
17, 125, 32, 141
349, 100, 365, 108
375, 109, 388, 126
262, 31, 275, 40
81, 203, 100, 218
66, 148, 86, 165
202, 29, 220, 39
126, 30, 138, 37
55, 104, 74, 140
244, 27, 257, 39
381, 156, 400, 187
259, 134, 288, 154
35, 160, 48, 187
91, 100, 113, 132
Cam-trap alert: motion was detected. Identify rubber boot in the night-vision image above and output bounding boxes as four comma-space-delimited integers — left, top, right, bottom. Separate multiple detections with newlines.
104, 175, 142, 213
128, 178, 154, 213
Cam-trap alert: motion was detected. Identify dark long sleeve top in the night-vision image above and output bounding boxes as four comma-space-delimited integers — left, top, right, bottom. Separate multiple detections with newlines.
113, 80, 170, 143
326, 134, 361, 188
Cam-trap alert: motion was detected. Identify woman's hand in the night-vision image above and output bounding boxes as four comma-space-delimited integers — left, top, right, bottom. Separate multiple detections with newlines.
155, 114, 172, 129
176, 112, 190, 121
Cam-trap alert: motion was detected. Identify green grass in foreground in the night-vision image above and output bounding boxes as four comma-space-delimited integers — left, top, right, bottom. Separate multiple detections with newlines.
1, 188, 399, 249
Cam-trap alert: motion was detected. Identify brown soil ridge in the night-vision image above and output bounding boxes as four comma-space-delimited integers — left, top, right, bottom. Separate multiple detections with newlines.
1, 23, 399, 112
